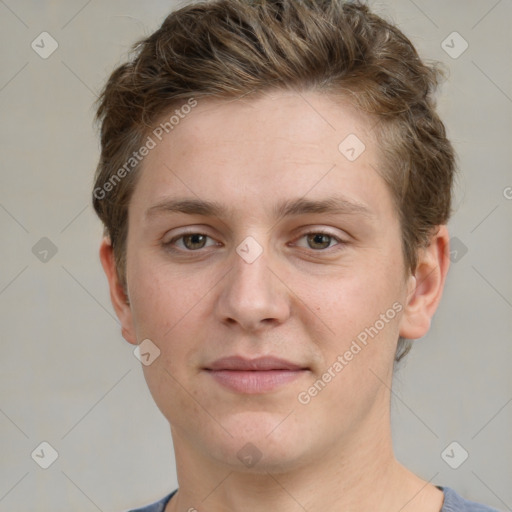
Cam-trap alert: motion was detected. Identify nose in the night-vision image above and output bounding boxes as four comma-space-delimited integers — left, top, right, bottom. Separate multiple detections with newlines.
214, 240, 291, 332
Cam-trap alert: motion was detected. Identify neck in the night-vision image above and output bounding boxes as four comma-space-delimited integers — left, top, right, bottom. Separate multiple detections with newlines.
165, 405, 443, 512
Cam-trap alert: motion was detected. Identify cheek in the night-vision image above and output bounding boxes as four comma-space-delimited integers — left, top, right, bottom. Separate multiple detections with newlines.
296, 283, 402, 427
127, 257, 213, 392
294, 263, 405, 413
297, 264, 401, 341
127, 253, 206, 341
130, 267, 207, 421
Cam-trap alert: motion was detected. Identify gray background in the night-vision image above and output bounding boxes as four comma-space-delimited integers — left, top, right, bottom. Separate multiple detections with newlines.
1, 1, 511, 510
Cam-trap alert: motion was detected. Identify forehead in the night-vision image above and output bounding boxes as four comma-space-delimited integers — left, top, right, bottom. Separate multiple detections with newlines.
130, 90, 394, 223
159, 91, 373, 164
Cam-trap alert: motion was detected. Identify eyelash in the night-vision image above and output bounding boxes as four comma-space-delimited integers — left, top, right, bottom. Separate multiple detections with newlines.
163, 229, 346, 253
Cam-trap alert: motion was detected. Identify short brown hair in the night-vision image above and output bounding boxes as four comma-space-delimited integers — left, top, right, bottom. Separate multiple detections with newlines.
92, 0, 456, 360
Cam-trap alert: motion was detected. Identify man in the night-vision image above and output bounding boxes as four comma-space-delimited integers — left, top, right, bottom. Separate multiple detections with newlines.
92, 1, 500, 511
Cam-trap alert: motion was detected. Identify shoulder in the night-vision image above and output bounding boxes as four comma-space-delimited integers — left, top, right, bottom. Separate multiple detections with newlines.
440, 487, 502, 512
124, 490, 176, 512
123, 487, 502, 512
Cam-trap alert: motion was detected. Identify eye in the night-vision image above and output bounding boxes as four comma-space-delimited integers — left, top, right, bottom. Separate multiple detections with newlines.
294, 231, 343, 251
166, 233, 219, 251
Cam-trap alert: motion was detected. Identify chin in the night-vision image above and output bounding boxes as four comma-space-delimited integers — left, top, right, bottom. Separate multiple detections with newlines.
202, 411, 315, 473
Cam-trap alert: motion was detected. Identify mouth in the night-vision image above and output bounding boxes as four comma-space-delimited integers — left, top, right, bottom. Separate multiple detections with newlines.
203, 356, 309, 394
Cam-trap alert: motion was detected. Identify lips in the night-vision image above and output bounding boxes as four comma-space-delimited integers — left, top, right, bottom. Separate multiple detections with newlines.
204, 356, 308, 394
206, 356, 305, 372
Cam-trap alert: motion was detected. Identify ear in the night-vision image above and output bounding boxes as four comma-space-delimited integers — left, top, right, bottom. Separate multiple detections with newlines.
99, 237, 138, 345
399, 225, 450, 340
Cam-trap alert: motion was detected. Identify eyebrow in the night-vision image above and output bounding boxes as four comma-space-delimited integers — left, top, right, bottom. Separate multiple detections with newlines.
145, 196, 373, 220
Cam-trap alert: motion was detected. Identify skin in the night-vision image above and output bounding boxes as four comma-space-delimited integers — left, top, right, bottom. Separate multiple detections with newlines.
100, 90, 450, 512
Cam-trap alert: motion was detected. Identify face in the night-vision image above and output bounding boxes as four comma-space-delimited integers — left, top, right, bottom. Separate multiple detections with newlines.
107, 90, 429, 472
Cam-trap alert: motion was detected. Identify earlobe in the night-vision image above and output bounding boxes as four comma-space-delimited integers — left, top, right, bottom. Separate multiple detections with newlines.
399, 226, 450, 340
99, 237, 138, 345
